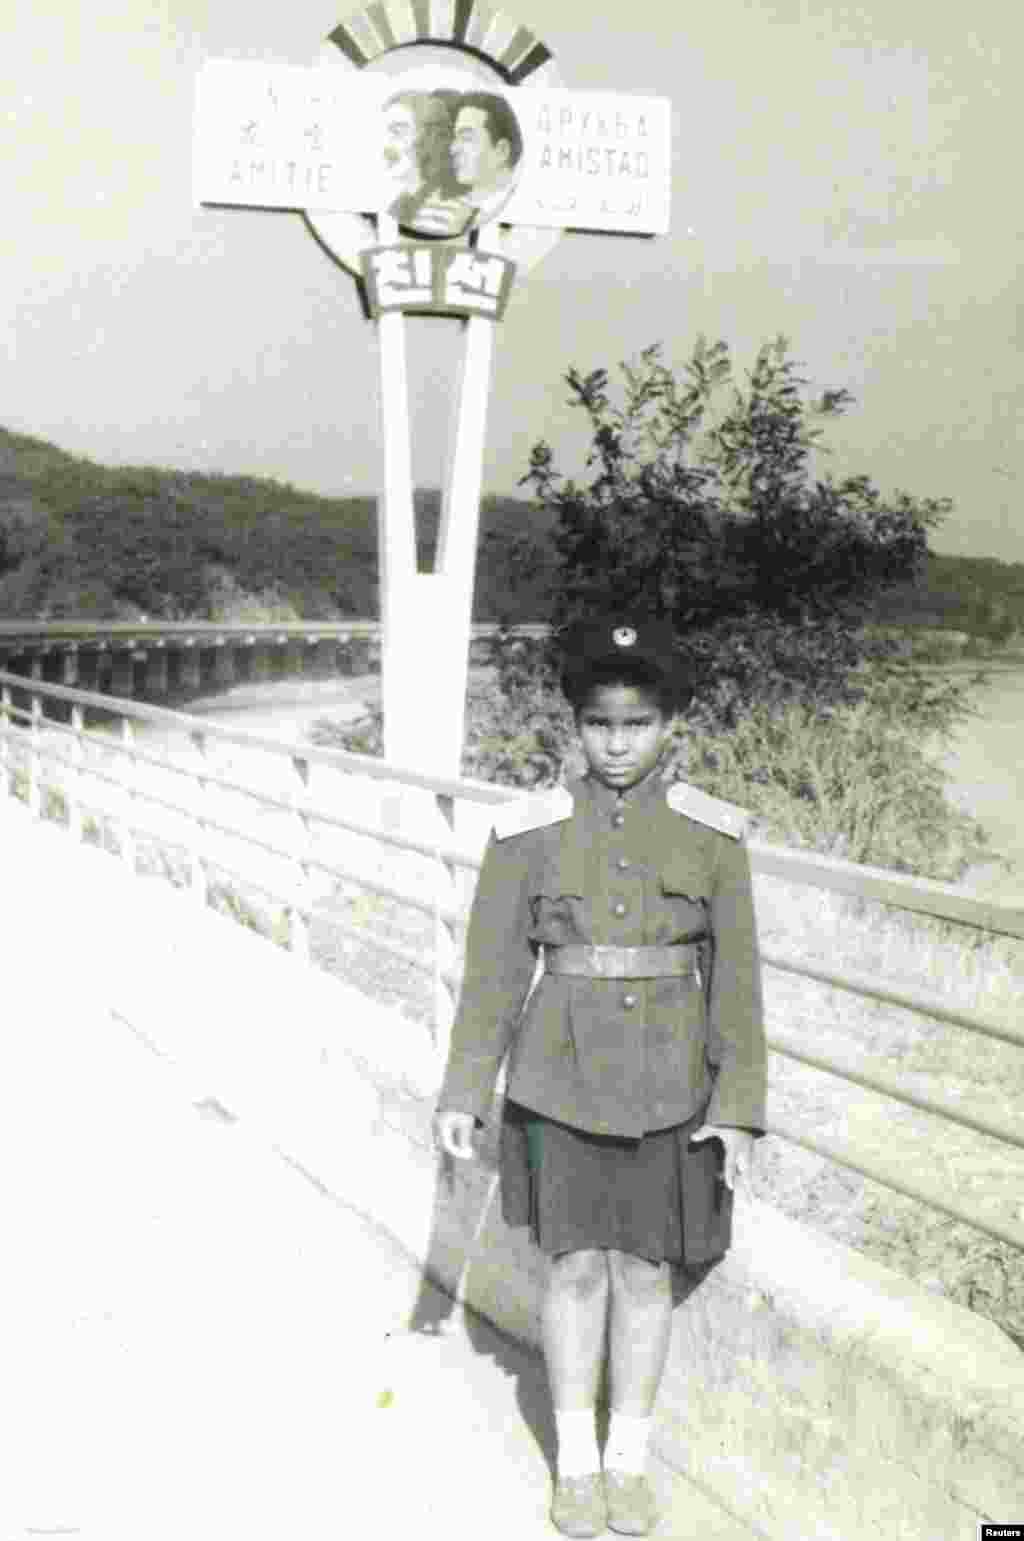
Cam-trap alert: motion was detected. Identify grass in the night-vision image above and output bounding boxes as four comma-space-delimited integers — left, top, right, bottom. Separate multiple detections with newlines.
753, 876, 1024, 1348
673, 695, 995, 883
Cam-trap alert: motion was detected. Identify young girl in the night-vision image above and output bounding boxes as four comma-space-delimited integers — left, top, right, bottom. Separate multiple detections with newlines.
435, 614, 766, 1537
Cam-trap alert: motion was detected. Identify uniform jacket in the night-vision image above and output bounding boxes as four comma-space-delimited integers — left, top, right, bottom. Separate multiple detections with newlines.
437, 769, 767, 1139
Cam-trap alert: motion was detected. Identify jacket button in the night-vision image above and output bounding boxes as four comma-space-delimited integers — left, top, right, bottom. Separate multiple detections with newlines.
612, 901, 627, 917
615, 857, 631, 871
612, 812, 625, 827
622, 993, 638, 1009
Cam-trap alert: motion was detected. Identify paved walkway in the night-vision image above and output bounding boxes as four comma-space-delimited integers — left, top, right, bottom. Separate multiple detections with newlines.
0, 927, 756, 1541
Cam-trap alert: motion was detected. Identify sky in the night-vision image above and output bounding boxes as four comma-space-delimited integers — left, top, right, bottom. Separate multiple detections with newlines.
3, 0, 1022, 562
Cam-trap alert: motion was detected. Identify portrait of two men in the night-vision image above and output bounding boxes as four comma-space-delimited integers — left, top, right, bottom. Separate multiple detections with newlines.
381, 89, 524, 238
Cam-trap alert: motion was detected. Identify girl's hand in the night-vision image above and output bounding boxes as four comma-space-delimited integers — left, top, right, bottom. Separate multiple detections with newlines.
690, 1124, 756, 1189
435, 1110, 478, 1160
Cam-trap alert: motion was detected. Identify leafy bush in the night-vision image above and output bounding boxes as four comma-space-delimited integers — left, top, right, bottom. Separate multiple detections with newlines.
515, 336, 947, 633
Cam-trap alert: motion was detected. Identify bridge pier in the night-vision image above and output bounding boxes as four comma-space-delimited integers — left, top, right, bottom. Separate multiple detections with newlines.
211, 645, 235, 690
167, 647, 201, 694
248, 644, 271, 684
179, 646, 201, 693
0, 623, 535, 709
343, 636, 372, 675
144, 647, 168, 696
77, 650, 102, 692
110, 650, 134, 697
310, 639, 338, 678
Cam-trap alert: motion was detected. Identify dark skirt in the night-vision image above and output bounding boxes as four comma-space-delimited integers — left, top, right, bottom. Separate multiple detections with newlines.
499, 1100, 734, 1271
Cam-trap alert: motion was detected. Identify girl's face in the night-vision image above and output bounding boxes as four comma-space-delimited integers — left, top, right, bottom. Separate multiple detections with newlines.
576, 682, 672, 791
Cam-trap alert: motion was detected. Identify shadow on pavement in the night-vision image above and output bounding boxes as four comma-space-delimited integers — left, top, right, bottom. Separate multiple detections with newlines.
407, 1142, 557, 1477
402, 1126, 728, 1483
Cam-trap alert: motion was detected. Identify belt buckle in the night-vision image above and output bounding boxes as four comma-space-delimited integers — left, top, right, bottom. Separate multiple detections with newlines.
592, 946, 619, 979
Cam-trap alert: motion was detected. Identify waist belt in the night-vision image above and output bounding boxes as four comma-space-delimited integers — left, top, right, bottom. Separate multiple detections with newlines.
543, 943, 702, 980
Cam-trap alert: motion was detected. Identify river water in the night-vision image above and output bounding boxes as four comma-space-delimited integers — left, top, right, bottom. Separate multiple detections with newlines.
935, 660, 1024, 903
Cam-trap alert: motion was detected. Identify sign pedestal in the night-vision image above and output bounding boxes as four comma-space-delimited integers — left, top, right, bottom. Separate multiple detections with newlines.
375, 217, 499, 780
372, 214, 503, 1064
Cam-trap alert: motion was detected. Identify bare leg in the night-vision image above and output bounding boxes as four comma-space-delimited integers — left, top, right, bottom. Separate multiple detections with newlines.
606, 1250, 673, 1415
542, 1248, 610, 1410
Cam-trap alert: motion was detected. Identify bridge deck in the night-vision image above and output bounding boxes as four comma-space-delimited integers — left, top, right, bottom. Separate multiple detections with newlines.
1, 809, 755, 1541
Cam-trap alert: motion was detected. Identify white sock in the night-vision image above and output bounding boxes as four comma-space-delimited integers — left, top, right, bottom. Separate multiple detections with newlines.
554, 1408, 601, 1478
605, 1411, 652, 1475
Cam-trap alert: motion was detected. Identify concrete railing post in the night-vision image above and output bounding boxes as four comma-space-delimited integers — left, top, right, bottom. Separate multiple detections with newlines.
0, 683, 11, 800
288, 753, 313, 963
119, 718, 137, 872
187, 728, 210, 906
27, 694, 43, 818
67, 704, 85, 843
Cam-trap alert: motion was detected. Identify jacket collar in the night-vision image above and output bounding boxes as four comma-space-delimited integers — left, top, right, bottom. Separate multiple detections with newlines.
580, 766, 667, 815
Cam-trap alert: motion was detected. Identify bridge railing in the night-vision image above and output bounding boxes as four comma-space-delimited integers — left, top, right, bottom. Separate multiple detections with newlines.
2, 666, 1022, 1254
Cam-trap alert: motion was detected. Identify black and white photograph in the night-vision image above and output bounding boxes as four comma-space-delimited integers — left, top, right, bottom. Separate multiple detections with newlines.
2, 1, 1022, 1538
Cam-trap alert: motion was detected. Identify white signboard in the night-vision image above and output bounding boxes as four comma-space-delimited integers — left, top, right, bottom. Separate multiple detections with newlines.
194, 60, 671, 236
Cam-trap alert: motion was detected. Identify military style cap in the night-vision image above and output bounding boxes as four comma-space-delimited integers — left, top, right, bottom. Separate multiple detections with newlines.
559, 613, 681, 696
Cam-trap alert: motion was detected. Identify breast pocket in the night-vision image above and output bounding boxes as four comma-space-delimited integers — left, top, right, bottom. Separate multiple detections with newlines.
655, 847, 714, 946
526, 840, 585, 947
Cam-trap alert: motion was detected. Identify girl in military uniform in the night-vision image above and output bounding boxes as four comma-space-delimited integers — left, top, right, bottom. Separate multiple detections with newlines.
435, 615, 766, 1538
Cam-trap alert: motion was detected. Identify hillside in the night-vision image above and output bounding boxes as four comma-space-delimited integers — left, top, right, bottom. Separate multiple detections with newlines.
868, 553, 1024, 641
0, 426, 561, 624
0, 425, 1020, 634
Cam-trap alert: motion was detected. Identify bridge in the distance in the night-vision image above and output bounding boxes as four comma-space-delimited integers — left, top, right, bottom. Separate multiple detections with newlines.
0, 621, 549, 701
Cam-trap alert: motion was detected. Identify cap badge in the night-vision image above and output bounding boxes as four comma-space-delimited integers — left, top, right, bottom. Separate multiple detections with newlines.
612, 626, 637, 648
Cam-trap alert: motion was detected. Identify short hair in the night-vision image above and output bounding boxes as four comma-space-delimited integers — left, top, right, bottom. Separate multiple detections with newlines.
563, 657, 685, 719
456, 91, 524, 168
383, 90, 453, 184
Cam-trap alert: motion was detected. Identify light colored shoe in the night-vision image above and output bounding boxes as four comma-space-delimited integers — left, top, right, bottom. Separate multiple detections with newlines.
551, 1472, 607, 1537
603, 1469, 659, 1535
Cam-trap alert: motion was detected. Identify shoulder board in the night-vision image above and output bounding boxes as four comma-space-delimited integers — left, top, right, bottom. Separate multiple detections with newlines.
666, 781, 750, 840
491, 785, 575, 841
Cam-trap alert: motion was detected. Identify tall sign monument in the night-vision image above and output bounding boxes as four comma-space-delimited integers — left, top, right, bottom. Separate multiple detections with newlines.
194, 4, 671, 778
